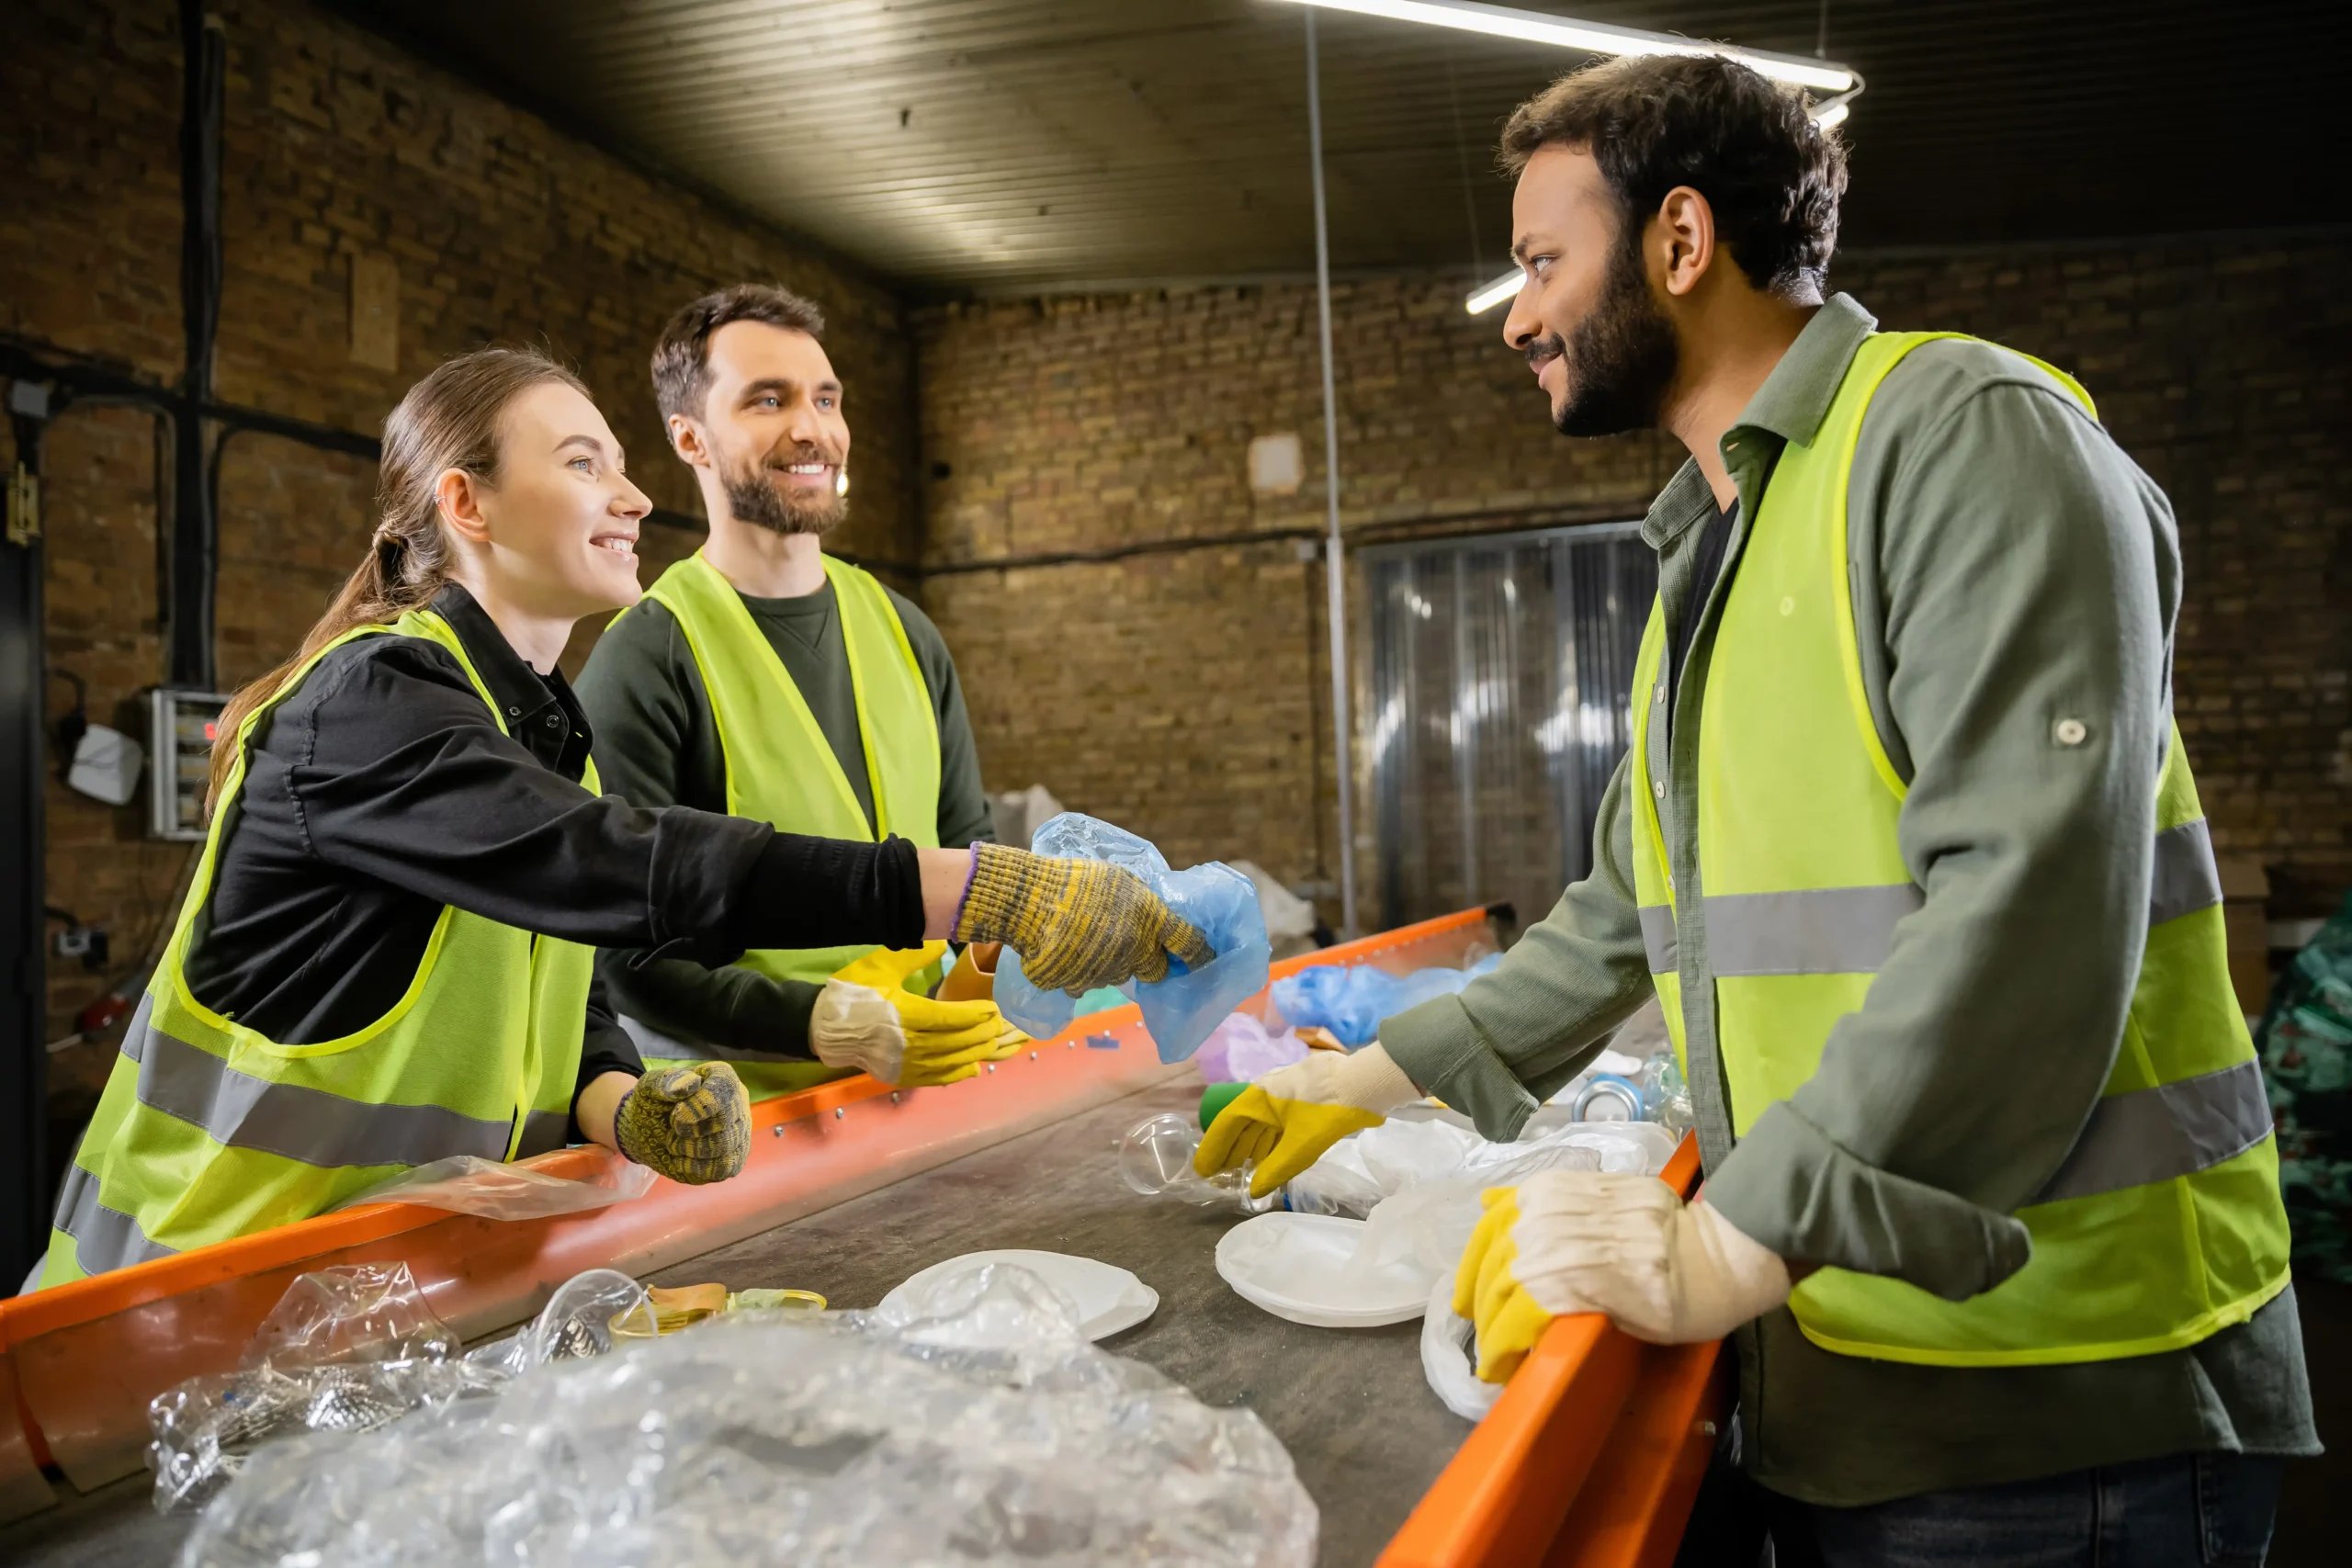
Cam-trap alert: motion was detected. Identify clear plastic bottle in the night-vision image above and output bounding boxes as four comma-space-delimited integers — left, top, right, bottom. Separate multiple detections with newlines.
1118, 1113, 1281, 1213
1639, 1052, 1695, 1138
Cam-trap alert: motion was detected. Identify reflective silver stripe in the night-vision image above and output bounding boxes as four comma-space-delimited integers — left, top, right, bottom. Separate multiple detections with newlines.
133, 1019, 514, 1168
1638, 906, 1679, 974
52, 1161, 176, 1273
517, 1110, 573, 1157
117, 990, 156, 1063
1705, 885, 1925, 976
2148, 818, 2222, 928
2033, 1058, 2273, 1206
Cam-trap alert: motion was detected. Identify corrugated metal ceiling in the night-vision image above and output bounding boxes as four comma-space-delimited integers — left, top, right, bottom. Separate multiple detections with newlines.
344, 0, 2351, 294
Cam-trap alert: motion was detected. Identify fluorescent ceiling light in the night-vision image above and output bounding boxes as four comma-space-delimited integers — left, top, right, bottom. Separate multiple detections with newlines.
1464, 269, 1522, 315
1270, 0, 1858, 95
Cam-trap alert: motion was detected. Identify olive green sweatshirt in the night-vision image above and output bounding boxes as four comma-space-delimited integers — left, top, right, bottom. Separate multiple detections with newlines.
574, 570, 995, 1059
1382, 295, 2316, 1506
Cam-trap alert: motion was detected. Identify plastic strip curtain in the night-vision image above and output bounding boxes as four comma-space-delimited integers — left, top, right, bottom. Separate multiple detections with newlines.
1369, 526, 1656, 930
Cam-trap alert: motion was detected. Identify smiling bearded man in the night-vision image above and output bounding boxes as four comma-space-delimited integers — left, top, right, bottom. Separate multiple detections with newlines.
575, 284, 1017, 1104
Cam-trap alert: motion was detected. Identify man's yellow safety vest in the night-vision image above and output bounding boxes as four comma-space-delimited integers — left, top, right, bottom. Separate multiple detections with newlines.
627, 552, 941, 1100
1625, 331, 2291, 1366
41, 610, 593, 1288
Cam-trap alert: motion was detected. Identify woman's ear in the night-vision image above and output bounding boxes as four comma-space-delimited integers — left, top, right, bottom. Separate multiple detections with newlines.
435, 467, 493, 545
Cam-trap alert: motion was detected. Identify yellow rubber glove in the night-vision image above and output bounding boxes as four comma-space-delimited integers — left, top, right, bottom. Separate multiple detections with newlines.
952, 843, 1214, 995
615, 1061, 751, 1185
1456, 1172, 1793, 1383
1193, 1043, 1420, 1199
1454, 1187, 1560, 1382
810, 942, 1029, 1088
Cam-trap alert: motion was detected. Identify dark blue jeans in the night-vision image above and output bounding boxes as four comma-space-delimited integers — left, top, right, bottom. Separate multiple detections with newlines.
1770, 1453, 2285, 1568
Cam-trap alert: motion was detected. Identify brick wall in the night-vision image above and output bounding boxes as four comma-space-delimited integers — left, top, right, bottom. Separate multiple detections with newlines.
915, 233, 2352, 921
6, 0, 916, 1056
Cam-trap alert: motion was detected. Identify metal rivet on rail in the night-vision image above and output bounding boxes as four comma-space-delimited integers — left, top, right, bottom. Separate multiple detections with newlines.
833, 1106, 845, 1120
985, 1062, 996, 1074
890, 1090, 901, 1104
1029, 1051, 1038, 1062
771, 1123, 784, 1137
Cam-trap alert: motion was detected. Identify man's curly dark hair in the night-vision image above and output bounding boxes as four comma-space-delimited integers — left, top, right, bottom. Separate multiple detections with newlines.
1500, 54, 1849, 299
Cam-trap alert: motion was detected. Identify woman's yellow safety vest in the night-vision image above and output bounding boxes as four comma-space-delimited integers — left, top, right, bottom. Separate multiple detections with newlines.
41, 610, 594, 1287
628, 552, 941, 1100
1625, 331, 2291, 1366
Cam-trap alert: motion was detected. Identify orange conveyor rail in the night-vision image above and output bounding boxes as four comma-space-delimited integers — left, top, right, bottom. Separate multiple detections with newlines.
0, 905, 1725, 1566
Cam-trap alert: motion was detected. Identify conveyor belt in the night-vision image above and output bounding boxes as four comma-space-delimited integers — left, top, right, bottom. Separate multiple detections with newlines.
0, 908, 1724, 1566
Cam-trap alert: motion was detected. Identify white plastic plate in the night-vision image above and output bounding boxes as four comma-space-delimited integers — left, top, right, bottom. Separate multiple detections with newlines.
1215, 1211, 1430, 1328
880, 1249, 1159, 1341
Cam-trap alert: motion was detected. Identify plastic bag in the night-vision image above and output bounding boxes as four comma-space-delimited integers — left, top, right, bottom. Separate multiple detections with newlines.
329, 1154, 657, 1220
148, 1263, 656, 1512
1271, 953, 1504, 1047
1192, 1010, 1310, 1083
1283, 1115, 1676, 1220
1420, 1268, 1502, 1422
179, 1264, 1318, 1568
997, 813, 1272, 1063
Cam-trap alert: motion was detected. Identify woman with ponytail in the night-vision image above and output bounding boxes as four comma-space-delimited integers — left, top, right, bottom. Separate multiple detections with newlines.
37, 348, 1210, 1288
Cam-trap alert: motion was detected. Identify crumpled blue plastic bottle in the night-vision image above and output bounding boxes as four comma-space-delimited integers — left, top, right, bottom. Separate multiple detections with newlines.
996, 814, 1272, 1063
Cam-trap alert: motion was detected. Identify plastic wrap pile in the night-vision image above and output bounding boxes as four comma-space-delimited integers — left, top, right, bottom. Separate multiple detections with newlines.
162, 1262, 1316, 1568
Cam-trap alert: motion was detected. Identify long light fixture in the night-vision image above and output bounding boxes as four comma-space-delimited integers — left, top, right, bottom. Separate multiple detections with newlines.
1269, 0, 1858, 94
1331, 0, 1870, 314
1464, 271, 1523, 314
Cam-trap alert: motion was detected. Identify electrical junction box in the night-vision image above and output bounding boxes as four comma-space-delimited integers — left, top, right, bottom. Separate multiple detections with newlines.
150, 687, 230, 840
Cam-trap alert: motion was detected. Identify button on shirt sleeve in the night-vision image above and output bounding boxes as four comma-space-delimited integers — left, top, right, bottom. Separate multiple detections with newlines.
1703, 371, 2177, 1301
1381, 754, 1659, 1138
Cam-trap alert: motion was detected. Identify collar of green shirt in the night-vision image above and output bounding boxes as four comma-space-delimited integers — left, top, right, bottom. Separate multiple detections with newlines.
1638, 292, 1880, 549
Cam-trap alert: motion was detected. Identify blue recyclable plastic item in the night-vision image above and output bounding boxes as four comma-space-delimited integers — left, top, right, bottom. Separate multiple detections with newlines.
996, 814, 1272, 1063
1269, 952, 1504, 1046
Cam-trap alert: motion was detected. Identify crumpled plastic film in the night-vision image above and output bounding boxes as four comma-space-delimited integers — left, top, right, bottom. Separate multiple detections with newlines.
997, 813, 1272, 1063
178, 1263, 1317, 1568
329, 1154, 659, 1220
1192, 1011, 1311, 1084
1271, 953, 1504, 1047
148, 1263, 655, 1512
1419, 1269, 1502, 1423
1283, 1115, 1677, 1220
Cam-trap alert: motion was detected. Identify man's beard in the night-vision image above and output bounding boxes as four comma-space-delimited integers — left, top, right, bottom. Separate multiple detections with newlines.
722, 448, 846, 537
1540, 224, 1680, 439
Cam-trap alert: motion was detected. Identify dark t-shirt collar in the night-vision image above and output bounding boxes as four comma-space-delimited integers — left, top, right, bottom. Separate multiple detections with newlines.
427, 581, 594, 779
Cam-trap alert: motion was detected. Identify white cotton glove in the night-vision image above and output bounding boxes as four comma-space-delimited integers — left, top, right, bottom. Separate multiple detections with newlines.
1507, 1169, 1792, 1346
808, 943, 1027, 1089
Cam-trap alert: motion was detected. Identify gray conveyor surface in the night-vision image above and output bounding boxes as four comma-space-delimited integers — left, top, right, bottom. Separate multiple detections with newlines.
0, 1076, 1475, 1568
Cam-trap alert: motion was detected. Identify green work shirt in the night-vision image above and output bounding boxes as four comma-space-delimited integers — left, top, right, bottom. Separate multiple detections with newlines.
576, 571, 995, 1058
1382, 294, 2318, 1506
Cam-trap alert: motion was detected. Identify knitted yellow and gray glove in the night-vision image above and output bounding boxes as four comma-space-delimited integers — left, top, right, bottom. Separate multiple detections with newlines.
614, 1061, 751, 1185
952, 842, 1216, 996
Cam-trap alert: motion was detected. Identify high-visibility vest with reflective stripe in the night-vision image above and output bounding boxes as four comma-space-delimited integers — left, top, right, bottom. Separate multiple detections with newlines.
1625, 331, 2291, 1366
626, 552, 940, 1100
40, 611, 593, 1288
